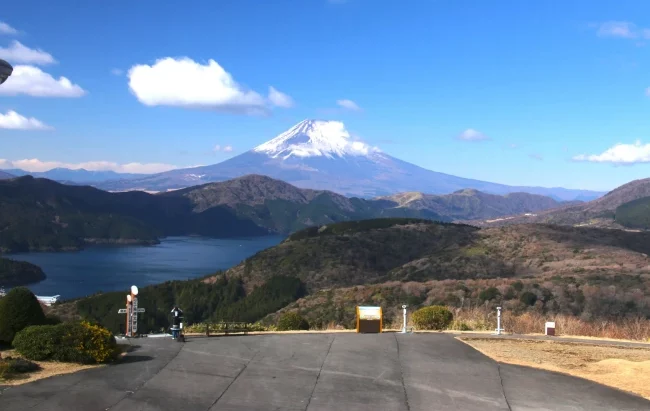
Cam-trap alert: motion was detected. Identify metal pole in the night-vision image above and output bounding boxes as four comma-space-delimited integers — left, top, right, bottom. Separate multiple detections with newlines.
494, 306, 504, 335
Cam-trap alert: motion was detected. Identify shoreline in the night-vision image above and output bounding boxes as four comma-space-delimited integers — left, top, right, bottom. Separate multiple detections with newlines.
2, 233, 283, 255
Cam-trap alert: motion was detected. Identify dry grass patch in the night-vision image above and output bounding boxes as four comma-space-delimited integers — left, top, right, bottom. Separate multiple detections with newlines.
0, 349, 101, 386
460, 338, 650, 400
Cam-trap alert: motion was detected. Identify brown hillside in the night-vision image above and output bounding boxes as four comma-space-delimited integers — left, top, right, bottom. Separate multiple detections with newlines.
466, 178, 650, 228
208, 221, 650, 294
377, 188, 562, 220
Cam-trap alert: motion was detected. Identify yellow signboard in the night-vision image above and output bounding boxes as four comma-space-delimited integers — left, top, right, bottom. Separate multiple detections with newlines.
356, 306, 383, 333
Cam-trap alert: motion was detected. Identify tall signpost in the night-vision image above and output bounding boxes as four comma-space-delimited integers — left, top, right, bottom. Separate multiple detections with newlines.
117, 285, 145, 337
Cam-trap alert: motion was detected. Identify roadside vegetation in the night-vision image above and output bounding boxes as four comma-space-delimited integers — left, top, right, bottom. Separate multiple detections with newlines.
51, 275, 306, 334
0, 287, 119, 385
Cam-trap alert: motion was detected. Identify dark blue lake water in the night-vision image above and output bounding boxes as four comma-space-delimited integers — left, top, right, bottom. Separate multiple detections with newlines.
7, 236, 284, 301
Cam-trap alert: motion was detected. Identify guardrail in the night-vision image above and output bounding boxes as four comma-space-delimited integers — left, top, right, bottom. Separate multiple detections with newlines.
201, 322, 250, 336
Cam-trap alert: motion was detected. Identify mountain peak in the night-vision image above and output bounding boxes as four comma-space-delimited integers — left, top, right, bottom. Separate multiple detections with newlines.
252, 119, 380, 159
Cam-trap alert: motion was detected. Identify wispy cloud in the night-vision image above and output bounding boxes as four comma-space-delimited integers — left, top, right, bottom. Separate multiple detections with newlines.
594, 21, 650, 39
111, 68, 123, 76
529, 153, 543, 161
0, 158, 179, 174
456, 129, 489, 141
0, 22, 18, 35
213, 144, 234, 152
0, 110, 52, 130
268, 86, 294, 108
0, 65, 86, 97
337, 99, 361, 111
572, 140, 650, 164
128, 57, 293, 115
0, 41, 56, 65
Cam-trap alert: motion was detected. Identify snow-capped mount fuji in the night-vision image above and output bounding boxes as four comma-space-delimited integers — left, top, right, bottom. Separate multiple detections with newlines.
253, 119, 380, 159
96, 119, 604, 201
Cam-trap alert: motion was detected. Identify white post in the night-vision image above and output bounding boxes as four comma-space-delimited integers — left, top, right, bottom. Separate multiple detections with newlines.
494, 306, 504, 335
401, 305, 407, 333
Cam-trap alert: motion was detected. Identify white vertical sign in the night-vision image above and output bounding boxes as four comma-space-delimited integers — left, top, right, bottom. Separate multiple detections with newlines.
131, 296, 138, 334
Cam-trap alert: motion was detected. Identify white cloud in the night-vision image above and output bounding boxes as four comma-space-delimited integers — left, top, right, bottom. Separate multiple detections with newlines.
457, 128, 489, 141
0, 41, 55, 65
128, 57, 282, 115
111, 68, 123, 76
0, 110, 52, 130
0, 158, 178, 174
268, 86, 294, 108
572, 140, 650, 164
595, 21, 650, 39
0, 65, 86, 97
0, 22, 18, 35
597, 21, 637, 38
337, 99, 361, 111
529, 153, 543, 161
213, 144, 234, 152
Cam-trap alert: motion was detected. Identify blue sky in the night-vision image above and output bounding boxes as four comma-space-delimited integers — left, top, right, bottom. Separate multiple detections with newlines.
1, 0, 650, 191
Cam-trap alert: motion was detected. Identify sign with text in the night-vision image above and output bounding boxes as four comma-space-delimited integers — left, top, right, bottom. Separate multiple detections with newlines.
358, 306, 381, 320
356, 306, 383, 333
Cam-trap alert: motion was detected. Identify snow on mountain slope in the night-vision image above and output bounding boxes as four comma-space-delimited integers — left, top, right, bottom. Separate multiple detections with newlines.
253, 119, 380, 159
95, 120, 605, 201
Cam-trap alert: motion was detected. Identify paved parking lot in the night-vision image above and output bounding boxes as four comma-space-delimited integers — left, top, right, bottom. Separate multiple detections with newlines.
1, 333, 648, 410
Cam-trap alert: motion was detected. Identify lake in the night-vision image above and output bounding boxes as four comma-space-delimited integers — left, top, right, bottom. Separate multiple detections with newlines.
7, 236, 284, 301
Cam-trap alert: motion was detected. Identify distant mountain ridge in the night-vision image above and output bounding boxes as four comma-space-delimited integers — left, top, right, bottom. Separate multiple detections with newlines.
0, 171, 14, 180
0, 174, 569, 252
3, 168, 147, 183
377, 188, 569, 221
95, 119, 604, 201
464, 177, 650, 229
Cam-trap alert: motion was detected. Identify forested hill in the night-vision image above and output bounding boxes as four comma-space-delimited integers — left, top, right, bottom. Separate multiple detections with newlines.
53, 218, 650, 333
216, 219, 650, 293
0, 258, 46, 287
0, 176, 266, 252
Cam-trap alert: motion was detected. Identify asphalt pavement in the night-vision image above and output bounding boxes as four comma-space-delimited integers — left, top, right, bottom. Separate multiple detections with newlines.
1, 333, 648, 410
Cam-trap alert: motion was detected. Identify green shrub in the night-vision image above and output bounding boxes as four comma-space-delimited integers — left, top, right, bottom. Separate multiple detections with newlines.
4, 357, 41, 373
519, 291, 538, 306
277, 312, 310, 331
0, 287, 47, 344
0, 361, 10, 380
13, 321, 119, 364
411, 305, 453, 330
13, 324, 65, 361
479, 287, 501, 302
0, 357, 40, 381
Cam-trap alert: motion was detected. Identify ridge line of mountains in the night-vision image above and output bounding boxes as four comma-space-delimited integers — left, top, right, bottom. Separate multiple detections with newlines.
0, 173, 574, 253
1, 119, 605, 201
1, 170, 648, 257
